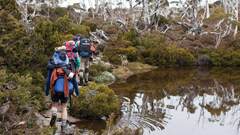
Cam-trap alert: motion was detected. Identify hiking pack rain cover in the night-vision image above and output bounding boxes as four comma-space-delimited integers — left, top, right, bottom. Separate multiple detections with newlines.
79, 38, 91, 57
52, 51, 74, 93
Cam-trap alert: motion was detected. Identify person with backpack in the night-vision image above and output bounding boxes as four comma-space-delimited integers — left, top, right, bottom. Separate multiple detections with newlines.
77, 38, 96, 86
45, 46, 79, 131
64, 40, 81, 86
64, 40, 80, 73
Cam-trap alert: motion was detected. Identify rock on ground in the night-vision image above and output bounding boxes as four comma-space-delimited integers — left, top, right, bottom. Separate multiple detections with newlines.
94, 71, 116, 84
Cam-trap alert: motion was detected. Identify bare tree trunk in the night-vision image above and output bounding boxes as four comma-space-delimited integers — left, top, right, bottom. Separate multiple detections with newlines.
233, 0, 238, 38
129, 0, 135, 25
205, 0, 210, 18
142, 0, 150, 27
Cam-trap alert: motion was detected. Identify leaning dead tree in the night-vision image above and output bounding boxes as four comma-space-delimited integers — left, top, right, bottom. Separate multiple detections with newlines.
90, 29, 109, 44
212, 0, 239, 48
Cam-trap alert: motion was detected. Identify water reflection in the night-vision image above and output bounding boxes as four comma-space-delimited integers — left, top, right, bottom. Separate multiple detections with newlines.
110, 68, 240, 135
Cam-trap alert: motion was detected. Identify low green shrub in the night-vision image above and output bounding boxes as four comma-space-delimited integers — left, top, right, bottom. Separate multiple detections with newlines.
198, 48, 240, 66
143, 45, 195, 66
71, 82, 120, 118
0, 70, 45, 110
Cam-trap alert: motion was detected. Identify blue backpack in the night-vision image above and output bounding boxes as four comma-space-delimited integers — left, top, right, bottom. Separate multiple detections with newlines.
54, 77, 74, 93
51, 51, 74, 94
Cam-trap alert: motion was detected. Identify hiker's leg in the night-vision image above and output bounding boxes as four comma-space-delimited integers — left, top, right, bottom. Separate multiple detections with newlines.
51, 94, 60, 116
51, 102, 58, 116
50, 94, 59, 126
79, 57, 85, 85
84, 58, 90, 83
60, 103, 68, 132
60, 94, 68, 130
61, 103, 68, 121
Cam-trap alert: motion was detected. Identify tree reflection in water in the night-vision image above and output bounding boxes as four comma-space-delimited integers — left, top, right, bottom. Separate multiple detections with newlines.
110, 68, 240, 135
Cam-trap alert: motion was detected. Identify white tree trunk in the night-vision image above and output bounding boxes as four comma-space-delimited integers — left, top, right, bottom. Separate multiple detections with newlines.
129, 0, 135, 24
205, 0, 210, 18
233, 0, 238, 38
142, 0, 150, 26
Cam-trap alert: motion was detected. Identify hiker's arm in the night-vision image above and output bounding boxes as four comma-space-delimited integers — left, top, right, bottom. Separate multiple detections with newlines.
75, 55, 80, 70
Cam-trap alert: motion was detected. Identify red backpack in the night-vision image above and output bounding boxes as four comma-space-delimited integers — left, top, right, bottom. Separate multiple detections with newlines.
65, 41, 76, 60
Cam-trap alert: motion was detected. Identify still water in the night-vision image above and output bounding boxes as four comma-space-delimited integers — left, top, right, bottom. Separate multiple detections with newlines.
110, 67, 240, 135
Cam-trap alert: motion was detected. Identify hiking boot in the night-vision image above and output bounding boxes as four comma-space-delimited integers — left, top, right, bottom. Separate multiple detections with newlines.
50, 113, 57, 127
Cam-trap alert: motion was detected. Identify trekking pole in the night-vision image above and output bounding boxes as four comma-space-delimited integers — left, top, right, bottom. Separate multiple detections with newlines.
69, 95, 72, 112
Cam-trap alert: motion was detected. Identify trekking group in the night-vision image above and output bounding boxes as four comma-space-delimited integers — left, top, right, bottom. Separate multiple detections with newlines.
45, 35, 97, 131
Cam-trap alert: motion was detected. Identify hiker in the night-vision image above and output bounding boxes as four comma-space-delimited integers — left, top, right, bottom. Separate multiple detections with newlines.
64, 40, 80, 74
77, 38, 96, 86
64, 40, 81, 85
45, 46, 79, 130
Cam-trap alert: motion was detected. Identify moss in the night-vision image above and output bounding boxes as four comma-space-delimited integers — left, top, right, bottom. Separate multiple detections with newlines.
71, 82, 120, 118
